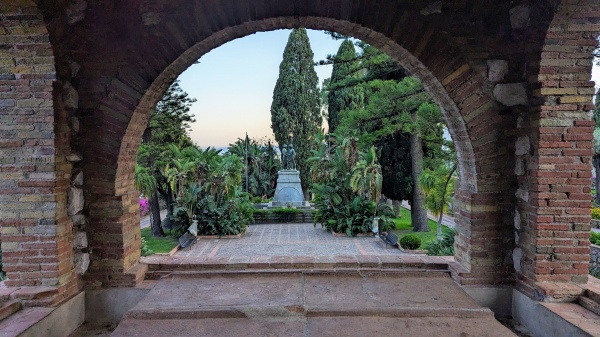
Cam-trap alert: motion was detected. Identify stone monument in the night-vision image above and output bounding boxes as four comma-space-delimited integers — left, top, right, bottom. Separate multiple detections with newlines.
271, 143, 307, 207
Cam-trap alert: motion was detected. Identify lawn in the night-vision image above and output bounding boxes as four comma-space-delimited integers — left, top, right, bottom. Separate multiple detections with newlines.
141, 227, 179, 254
390, 207, 452, 249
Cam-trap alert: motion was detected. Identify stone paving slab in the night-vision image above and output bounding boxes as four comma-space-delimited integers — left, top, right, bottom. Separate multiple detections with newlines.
125, 271, 484, 316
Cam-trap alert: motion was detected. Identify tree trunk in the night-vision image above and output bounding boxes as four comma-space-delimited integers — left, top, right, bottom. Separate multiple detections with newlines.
166, 184, 175, 218
150, 190, 164, 237
410, 131, 429, 232
594, 154, 600, 205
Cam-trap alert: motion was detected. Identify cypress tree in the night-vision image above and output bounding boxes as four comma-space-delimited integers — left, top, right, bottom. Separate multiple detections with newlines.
271, 28, 322, 197
327, 39, 364, 132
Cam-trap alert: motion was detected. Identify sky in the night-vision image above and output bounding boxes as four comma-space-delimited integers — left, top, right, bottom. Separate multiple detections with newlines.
178, 29, 341, 148
178, 30, 600, 148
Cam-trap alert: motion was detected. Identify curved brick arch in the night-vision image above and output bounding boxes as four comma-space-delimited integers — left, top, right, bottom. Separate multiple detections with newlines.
80, 2, 512, 288
0, 0, 81, 302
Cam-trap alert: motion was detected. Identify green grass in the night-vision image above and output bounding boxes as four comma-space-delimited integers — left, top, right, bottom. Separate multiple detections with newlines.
141, 227, 179, 254
390, 207, 452, 249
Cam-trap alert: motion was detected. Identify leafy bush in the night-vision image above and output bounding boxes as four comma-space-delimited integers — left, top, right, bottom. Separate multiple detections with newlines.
591, 266, 600, 279
141, 237, 154, 257
591, 231, 600, 245
592, 208, 600, 220
271, 207, 304, 214
399, 234, 421, 250
425, 229, 456, 256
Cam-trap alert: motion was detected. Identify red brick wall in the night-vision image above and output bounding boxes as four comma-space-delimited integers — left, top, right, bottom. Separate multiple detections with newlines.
0, 0, 80, 303
516, 0, 599, 299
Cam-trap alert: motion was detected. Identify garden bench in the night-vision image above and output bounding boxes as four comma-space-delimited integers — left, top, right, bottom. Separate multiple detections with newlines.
379, 231, 398, 248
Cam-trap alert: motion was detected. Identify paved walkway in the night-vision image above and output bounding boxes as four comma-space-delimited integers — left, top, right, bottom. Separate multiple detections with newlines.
177, 223, 405, 258
140, 210, 168, 229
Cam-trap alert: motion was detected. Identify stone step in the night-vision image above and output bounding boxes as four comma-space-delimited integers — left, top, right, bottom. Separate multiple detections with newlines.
113, 271, 515, 337
0, 306, 54, 337
578, 277, 600, 316
141, 254, 451, 279
541, 302, 600, 336
0, 299, 22, 322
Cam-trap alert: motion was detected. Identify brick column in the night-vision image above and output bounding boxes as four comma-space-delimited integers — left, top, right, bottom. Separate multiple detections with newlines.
0, 1, 80, 304
515, 1, 599, 300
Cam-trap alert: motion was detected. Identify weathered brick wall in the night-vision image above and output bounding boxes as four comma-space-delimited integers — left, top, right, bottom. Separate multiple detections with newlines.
514, 0, 599, 300
0, 0, 80, 303
0, 0, 597, 298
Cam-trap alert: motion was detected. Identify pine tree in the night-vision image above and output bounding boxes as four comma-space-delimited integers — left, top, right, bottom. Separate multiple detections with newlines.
327, 39, 364, 132
137, 80, 196, 237
271, 28, 322, 196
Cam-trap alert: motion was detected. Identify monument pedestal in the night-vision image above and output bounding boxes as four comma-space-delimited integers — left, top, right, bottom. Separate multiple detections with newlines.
271, 170, 307, 207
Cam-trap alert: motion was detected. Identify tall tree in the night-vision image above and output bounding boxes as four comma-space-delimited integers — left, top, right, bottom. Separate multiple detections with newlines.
327, 40, 364, 132
137, 80, 196, 237
271, 28, 322, 197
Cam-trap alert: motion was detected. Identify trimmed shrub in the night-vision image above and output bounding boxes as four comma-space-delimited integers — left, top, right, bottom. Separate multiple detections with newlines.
399, 234, 421, 250
591, 231, 600, 245
592, 208, 600, 220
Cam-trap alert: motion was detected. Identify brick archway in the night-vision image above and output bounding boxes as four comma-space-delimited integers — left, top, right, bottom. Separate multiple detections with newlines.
1, 0, 598, 303
85, 12, 508, 287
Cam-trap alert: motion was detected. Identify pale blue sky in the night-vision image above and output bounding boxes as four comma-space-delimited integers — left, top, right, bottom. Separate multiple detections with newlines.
178, 29, 340, 148
178, 30, 600, 148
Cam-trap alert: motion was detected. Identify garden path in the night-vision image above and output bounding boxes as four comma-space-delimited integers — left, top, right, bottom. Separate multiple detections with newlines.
176, 223, 406, 258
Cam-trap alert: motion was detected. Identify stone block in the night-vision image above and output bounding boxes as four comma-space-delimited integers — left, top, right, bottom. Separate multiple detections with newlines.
510, 5, 529, 29
72, 171, 83, 186
67, 187, 84, 215
487, 60, 509, 82
493, 83, 528, 106
66, 153, 82, 162
71, 214, 86, 225
66, 0, 87, 25
515, 136, 530, 156
73, 231, 88, 249
74, 253, 90, 275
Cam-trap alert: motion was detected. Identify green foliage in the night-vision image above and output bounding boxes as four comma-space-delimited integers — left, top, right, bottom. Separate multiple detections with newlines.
270, 207, 305, 214
136, 80, 197, 236
271, 28, 322, 194
591, 231, 600, 245
140, 237, 155, 257
424, 229, 456, 256
310, 134, 393, 236
592, 208, 600, 220
326, 39, 364, 132
228, 136, 281, 199
399, 234, 421, 250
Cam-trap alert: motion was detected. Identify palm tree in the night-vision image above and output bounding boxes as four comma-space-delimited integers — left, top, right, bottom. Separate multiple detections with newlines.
419, 163, 456, 239
350, 146, 383, 209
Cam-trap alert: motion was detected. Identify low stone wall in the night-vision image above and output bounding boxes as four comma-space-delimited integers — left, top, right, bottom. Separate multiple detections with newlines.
591, 244, 600, 271
253, 211, 315, 224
